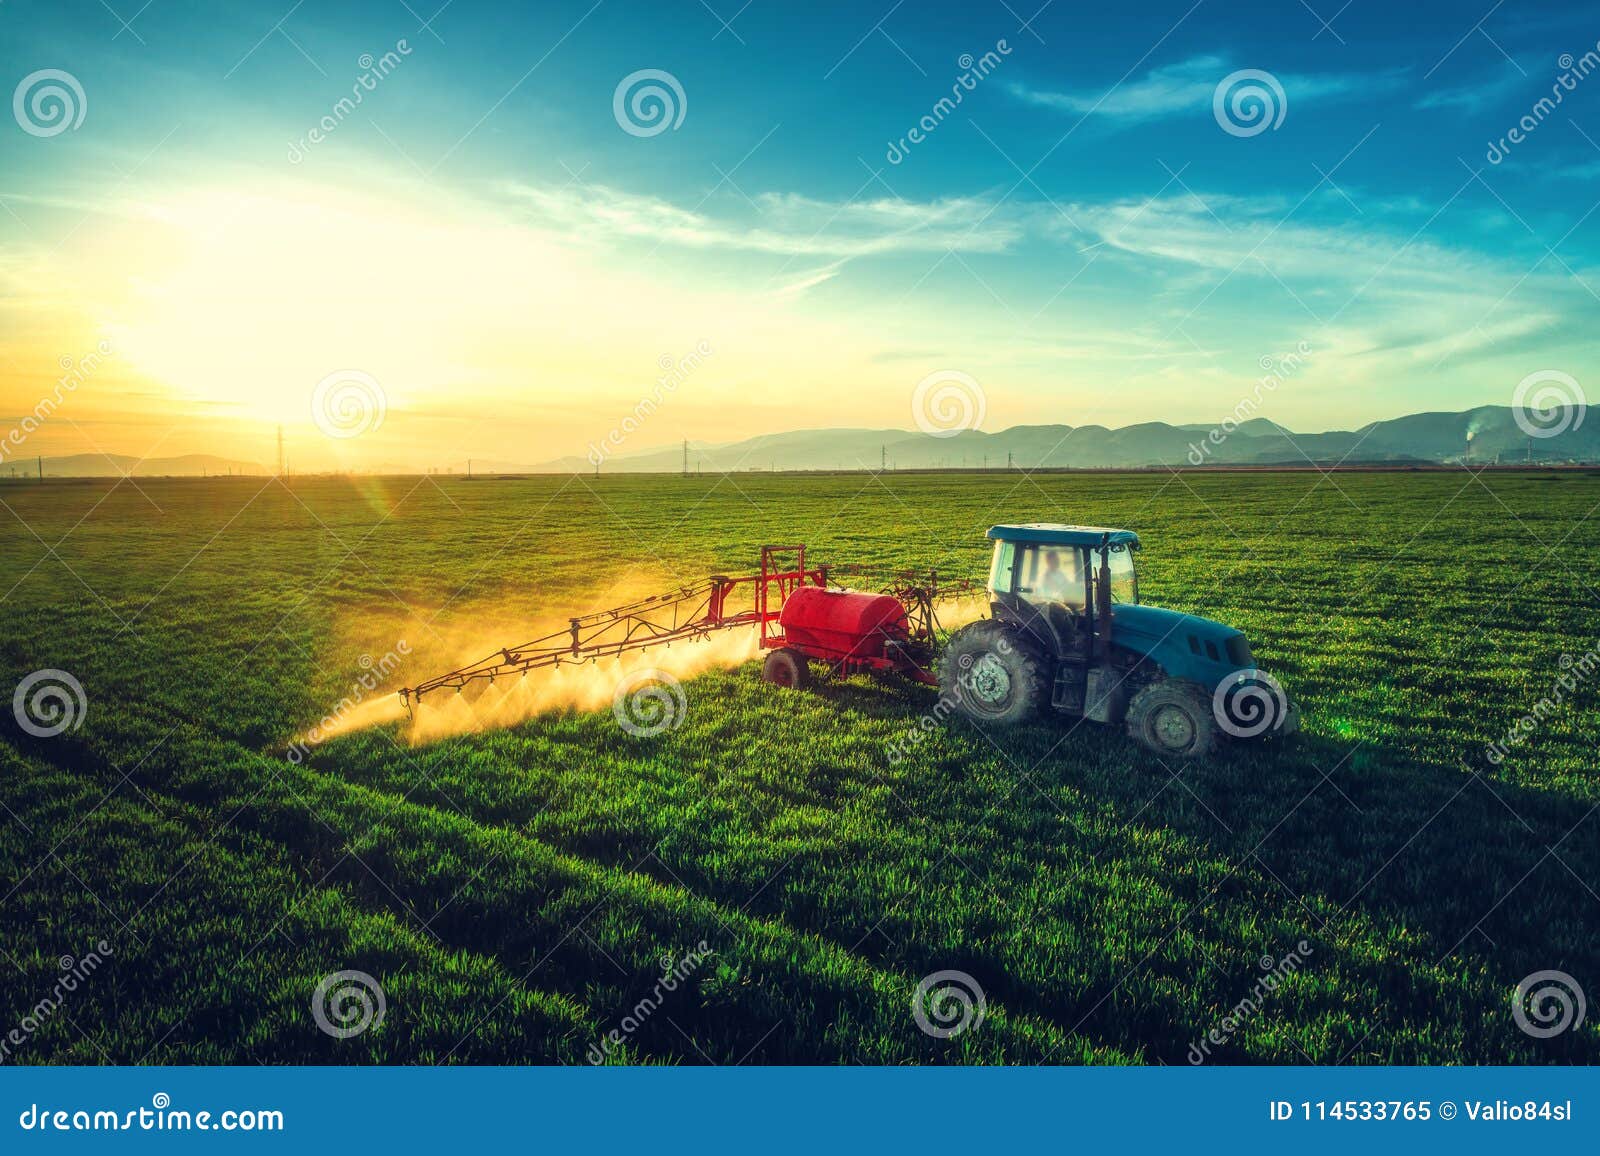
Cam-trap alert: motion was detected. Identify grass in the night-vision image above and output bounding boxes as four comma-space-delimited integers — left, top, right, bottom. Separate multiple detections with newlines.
0, 467, 1597, 1064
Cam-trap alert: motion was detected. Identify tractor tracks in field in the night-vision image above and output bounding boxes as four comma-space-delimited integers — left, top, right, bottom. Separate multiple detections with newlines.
0, 733, 607, 1063
20, 715, 1124, 1064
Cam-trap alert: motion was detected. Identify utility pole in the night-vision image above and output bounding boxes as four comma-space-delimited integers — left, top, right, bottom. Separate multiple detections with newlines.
682, 438, 689, 477
467, 458, 473, 480
276, 426, 284, 478
37, 455, 43, 481
880, 444, 886, 473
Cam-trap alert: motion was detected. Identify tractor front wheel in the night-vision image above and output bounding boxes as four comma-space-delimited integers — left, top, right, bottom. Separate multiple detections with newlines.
941, 620, 1046, 726
1125, 679, 1219, 758
762, 647, 811, 689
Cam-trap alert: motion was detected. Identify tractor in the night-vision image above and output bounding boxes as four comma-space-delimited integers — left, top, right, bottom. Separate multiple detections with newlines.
939, 524, 1298, 757
400, 530, 1297, 759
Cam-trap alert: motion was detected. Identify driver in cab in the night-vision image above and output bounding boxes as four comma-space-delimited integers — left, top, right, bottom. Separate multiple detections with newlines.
1039, 550, 1075, 604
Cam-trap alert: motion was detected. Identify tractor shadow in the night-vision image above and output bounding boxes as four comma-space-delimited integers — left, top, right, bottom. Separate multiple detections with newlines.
808, 673, 1599, 1061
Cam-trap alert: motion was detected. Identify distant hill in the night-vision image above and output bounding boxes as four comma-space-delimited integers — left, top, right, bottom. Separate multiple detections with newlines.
538, 406, 1597, 473
5, 453, 267, 479
11, 406, 1593, 478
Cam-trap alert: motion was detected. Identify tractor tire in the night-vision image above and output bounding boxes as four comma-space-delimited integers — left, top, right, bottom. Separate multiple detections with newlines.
1125, 679, 1219, 759
941, 619, 1046, 727
762, 647, 811, 689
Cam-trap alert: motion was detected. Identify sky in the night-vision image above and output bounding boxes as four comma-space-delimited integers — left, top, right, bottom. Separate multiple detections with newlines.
0, 0, 1597, 471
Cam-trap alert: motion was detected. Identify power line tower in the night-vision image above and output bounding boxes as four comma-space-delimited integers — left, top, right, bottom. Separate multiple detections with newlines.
276, 426, 284, 478
880, 444, 886, 473
682, 438, 689, 477
1006, 450, 1014, 470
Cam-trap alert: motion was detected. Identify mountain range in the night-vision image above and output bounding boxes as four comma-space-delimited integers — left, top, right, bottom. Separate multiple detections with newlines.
4, 406, 1592, 478
535, 406, 1596, 474
4, 453, 266, 479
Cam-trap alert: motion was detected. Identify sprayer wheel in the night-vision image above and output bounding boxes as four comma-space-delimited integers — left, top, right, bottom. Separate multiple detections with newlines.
762, 647, 812, 690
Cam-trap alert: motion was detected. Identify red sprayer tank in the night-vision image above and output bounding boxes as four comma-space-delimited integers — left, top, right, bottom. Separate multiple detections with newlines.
777, 587, 909, 660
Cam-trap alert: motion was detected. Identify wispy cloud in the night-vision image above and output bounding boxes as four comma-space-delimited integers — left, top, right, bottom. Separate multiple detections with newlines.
1009, 55, 1404, 123
1049, 190, 1508, 290
500, 181, 1021, 258
766, 261, 845, 299
1414, 65, 1531, 113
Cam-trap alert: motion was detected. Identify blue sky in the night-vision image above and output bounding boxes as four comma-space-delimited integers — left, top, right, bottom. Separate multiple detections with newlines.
1, 0, 1597, 468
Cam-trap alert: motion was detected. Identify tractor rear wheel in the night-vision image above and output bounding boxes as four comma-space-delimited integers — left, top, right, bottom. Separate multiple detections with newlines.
1125, 679, 1219, 758
941, 619, 1045, 726
762, 647, 811, 689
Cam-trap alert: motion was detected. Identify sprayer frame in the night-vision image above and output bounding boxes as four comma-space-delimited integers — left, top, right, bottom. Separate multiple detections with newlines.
398, 545, 833, 713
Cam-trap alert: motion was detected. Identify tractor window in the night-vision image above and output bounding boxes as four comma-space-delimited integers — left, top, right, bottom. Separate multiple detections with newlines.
988, 540, 1016, 595
1107, 545, 1138, 604
1016, 545, 1085, 610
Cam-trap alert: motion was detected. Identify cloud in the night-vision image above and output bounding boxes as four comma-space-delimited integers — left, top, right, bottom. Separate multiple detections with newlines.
766, 261, 845, 299
1414, 66, 1531, 113
1009, 55, 1403, 123
499, 181, 1021, 258
1050, 190, 1505, 290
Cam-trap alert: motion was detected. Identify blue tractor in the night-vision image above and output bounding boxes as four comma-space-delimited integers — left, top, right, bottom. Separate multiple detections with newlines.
941, 524, 1299, 757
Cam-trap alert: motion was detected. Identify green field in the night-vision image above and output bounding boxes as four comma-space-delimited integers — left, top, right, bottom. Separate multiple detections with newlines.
1, 469, 1597, 1065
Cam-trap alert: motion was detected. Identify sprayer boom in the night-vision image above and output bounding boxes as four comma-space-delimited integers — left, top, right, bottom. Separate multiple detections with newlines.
398, 545, 975, 713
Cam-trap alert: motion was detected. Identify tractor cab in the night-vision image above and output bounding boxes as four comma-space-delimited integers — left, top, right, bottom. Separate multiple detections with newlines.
985, 524, 1139, 659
